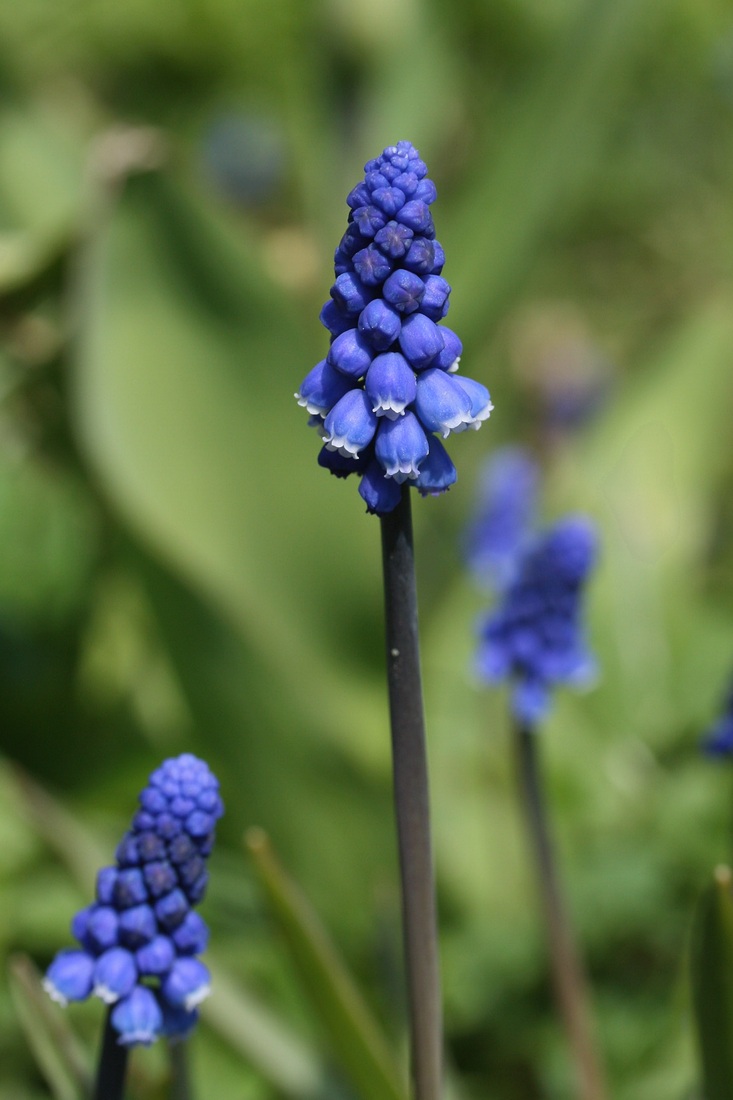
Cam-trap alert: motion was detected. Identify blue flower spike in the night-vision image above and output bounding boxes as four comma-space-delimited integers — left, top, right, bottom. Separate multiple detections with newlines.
296, 140, 492, 514
44, 754, 223, 1047
476, 517, 597, 725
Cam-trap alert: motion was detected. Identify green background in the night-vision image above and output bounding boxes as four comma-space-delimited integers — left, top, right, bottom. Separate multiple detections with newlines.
2, 0, 733, 1096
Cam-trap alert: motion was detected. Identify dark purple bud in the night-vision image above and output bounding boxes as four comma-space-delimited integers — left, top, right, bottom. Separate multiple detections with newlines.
136, 934, 176, 976
382, 269, 425, 314
403, 238, 435, 275
118, 904, 157, 948
155, 888, 189, 931
352, 245, 392, 287
374, 221, 413, 260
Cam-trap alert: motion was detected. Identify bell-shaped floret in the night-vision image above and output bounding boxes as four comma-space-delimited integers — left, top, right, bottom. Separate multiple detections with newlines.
415, 435, 457, 497
111, 985, 163, 1047
358, 299, 402, 351
161, 958, 212, 1011
161, 1000, 200, 1042
359, 462, 403, 514
327, 329, 374, 379
365, 352, 417, 420
93, 947, 138, 1004
43, 950, 95, 1006
398, 313, 445, 371
414, 369, 473, 437
317, 446, 368, 479
375, 413, 429, 482
453, 375, 493, 428
323, 390, 378, 457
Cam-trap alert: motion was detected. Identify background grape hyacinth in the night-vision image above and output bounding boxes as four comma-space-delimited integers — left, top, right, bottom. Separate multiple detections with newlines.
476, 517, 597, 725
296, 140, 492, 514
703, 675, 733, 757
43, 754, 223, 1046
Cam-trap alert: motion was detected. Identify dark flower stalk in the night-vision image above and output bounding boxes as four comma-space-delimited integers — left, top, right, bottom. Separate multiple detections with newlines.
43, 754, 223, 1099
297, 141, 491, 1098
381, 487, 442, 1100
475, 513, 606, 1100
513, 720, 607, 1100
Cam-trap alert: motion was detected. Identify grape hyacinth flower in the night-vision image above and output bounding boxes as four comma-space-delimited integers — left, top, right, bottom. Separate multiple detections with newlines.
476, 516, 597, 724
296, 140, 492, 515
44, 754, 223, 1100
702, 676, 733, 757
471, 509, 606, 1100
464, 446, 540, 590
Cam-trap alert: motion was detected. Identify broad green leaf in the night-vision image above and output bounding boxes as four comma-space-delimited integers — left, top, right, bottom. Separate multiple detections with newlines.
8, 954, 90, 1100
690, 866, 733, 1100
247, 829, 408, 1100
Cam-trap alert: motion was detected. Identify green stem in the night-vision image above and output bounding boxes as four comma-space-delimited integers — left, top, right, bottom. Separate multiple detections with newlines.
92, 1008, 128, 1100
380, 486, 443, 1100
512, 719, 608, 1100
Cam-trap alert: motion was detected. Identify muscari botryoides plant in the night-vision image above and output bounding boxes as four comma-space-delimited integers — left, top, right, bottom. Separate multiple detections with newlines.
470, 448, 607, 1100
43, 753, 223, 1100
296, 140, 492, 1100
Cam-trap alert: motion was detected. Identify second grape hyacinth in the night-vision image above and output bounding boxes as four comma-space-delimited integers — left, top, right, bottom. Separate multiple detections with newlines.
43, 754, 223, 1046
296, 140, 493, 515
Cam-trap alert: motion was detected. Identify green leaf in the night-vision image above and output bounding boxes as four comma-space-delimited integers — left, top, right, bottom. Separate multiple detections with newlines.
246, 829, 408, 1100
202, 964, 328, 1099
7, 954, 90, 1100
690, 865, 733, 1100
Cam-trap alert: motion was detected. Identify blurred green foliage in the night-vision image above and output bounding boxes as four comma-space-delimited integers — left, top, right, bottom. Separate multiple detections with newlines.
2, 0, 733, 1096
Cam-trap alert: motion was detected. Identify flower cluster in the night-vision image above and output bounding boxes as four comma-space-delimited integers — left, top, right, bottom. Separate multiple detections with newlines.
465, 446, 539, 589
296, 140, 492, 515
43, 754, 223, 1046
476, 517, 597, 724
702, 677, 733, 757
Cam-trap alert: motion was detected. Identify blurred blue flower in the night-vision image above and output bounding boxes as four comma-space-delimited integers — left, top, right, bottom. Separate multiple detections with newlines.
296, 141, 492, 514
43, 754, 223, 1047
702, 679, 733, 757
465, 446, 540, 588
476, 517, 597, 724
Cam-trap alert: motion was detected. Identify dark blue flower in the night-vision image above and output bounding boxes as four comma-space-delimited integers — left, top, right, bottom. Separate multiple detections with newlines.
44, 754, 223, 1046
465, 447, 540, 589
297, 141, 492, 514
702, 678, 733, 757
476, 517, 597, 724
